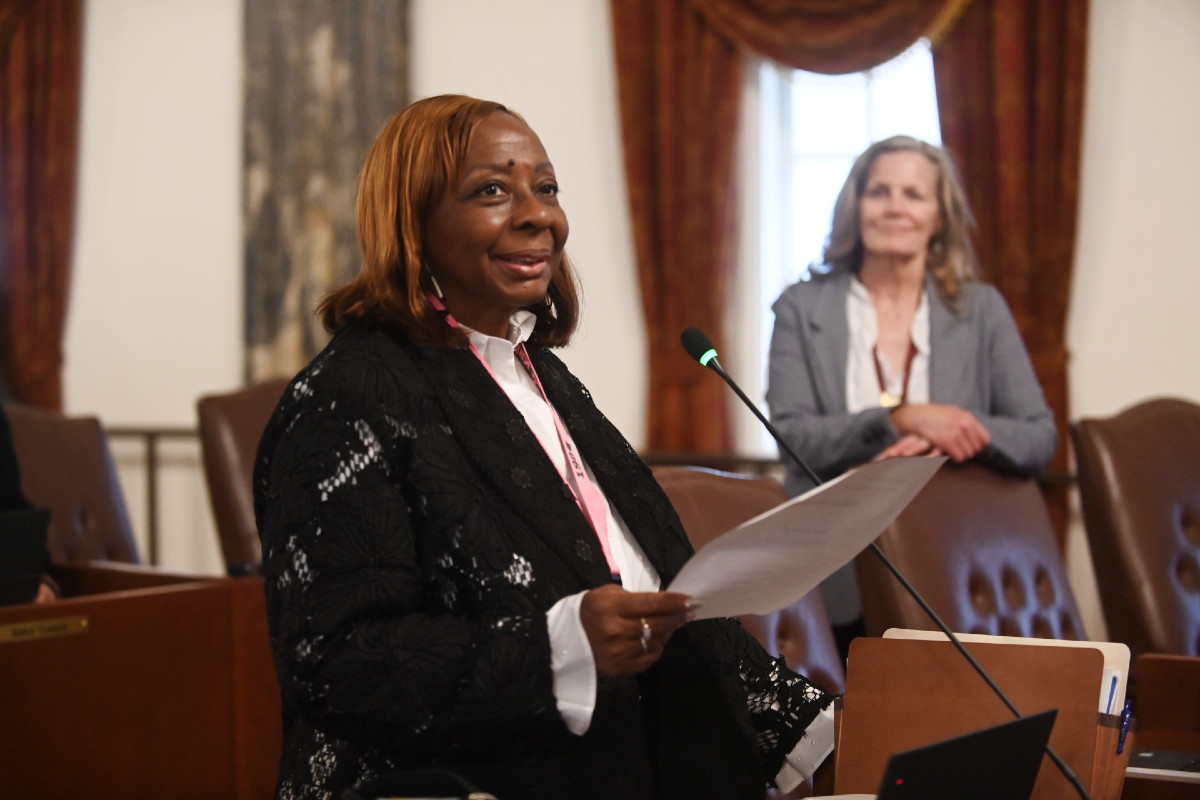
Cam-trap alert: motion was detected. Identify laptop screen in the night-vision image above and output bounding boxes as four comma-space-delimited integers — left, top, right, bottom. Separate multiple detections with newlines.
876, 709, 1057, 800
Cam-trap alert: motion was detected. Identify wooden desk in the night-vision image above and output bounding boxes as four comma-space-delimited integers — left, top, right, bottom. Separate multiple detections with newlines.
0, 564, 280, 799
1122, 654, 1200, 800
837, 636, 1130, 800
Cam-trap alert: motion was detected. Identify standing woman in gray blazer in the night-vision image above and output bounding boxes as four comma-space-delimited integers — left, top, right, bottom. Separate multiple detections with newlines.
765, 136, 1056, 655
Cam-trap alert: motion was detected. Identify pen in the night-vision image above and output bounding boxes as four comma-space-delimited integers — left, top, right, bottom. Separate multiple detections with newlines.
1106, 674, 1117, 714
1117, 698, 1132, 754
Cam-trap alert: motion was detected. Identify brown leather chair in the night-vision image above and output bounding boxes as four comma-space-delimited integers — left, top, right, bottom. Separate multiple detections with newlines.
1071, 398, 1200, 659
652, 465, 843, 799
651, 465, 845, 696
3, 403, 140, 565
855, 462, 1086, 641
196, 378, 289, 576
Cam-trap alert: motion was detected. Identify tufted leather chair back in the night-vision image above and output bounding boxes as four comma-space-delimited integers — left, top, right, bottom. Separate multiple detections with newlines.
197, 378, 289, 577
1072, 397, 1200, 659
855, 463, 1085, 641
3, 403, 140, 565
651, 465, 845, 696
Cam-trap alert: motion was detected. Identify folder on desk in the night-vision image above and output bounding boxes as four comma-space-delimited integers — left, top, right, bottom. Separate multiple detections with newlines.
835, 633, 1132, 800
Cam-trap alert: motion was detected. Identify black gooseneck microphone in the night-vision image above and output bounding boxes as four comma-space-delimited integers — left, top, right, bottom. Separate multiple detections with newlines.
680, 325, 1090, 800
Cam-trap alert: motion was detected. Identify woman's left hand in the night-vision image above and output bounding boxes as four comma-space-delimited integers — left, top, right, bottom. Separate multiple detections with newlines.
33, 578, 58, 604
579, 585, 693, 678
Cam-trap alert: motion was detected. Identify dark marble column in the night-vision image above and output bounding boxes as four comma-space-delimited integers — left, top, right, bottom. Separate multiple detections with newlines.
243, 0, 408, 380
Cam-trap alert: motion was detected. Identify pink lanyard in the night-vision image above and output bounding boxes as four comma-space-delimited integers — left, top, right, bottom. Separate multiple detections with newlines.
432, 299, 619, 575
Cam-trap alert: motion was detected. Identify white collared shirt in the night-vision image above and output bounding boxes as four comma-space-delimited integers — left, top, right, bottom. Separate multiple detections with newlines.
464, 313, 659, 727
846, 276, 931, 412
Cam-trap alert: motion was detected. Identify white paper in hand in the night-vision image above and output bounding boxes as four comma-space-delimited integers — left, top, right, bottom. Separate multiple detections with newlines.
666, 456, 945, 620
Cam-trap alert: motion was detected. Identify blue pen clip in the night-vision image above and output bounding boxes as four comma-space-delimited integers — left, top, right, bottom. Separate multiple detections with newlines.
1117, 698, 1132, 754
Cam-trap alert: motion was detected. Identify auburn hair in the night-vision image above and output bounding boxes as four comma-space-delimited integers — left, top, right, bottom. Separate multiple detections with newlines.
319, 94, 579, 346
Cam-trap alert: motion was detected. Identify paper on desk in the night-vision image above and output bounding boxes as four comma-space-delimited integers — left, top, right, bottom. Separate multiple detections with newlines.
667, 456, 946, 620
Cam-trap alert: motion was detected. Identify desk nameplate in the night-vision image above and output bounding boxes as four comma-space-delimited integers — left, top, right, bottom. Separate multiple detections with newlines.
0, 615, 89, 644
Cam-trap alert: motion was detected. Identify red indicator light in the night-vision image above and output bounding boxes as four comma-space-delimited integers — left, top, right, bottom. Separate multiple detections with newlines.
895, 778, 904, 785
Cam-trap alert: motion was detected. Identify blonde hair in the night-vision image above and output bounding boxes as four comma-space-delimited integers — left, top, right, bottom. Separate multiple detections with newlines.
820, 135, 977, 307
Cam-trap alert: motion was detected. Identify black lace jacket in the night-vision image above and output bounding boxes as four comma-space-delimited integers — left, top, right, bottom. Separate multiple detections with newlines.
254, 323, 832, 800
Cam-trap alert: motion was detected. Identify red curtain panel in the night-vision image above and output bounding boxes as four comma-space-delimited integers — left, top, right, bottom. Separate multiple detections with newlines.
0, 0, 83, 409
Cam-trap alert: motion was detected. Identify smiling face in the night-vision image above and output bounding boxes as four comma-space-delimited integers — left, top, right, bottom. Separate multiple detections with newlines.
423, 111, 568, 338
858, 150, 943, 267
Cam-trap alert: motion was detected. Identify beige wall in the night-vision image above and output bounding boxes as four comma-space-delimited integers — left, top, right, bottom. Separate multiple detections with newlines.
66, 0, 1200, 603
70, 0, 243, 573
1069, 0, 1200, 416
1063, 0, 1200, 640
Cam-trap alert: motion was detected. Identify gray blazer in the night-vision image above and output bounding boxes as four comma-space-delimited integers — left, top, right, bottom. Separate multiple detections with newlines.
766, 269, 1057, 496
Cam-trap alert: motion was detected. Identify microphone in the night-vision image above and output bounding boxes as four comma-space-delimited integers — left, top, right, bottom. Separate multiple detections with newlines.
679, 325, 1090, 800
681, 327, 822, 488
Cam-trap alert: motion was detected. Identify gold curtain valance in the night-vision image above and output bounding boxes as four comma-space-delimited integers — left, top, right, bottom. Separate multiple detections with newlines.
686, 0, 971, 74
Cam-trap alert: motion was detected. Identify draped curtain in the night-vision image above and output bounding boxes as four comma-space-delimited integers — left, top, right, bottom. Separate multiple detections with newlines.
610, 0, 1086, 512
934, 0, 1089, 538
0, 0, 83, 408
609, 2, 743, 452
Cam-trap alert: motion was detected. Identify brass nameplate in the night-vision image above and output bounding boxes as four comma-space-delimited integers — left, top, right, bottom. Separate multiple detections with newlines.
0, 616, 89, 644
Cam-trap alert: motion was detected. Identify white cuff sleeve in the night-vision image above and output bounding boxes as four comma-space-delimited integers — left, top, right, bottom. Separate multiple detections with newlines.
546, 590, 597, 736
774, 702, 837, 794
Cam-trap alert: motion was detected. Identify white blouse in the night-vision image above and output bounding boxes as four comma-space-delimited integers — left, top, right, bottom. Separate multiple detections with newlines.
845, 275, 931, 412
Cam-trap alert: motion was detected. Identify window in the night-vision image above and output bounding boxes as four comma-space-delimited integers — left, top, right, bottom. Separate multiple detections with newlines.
731, 41, 940, 454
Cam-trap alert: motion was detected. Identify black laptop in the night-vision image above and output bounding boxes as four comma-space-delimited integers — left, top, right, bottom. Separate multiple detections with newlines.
874, 709, 1058, 800
0, 507, 51, 605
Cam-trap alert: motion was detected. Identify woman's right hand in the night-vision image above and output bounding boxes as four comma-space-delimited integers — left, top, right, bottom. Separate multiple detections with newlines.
580, 584, 692, 678
874, 432, 943, 461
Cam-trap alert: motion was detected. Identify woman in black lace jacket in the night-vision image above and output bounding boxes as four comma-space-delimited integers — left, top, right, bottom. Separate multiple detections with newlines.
1, 404, 57, 603
254, 94, 834, 800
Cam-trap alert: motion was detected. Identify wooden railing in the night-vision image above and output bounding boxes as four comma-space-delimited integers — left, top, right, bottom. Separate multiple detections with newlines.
105, 425, 198, 566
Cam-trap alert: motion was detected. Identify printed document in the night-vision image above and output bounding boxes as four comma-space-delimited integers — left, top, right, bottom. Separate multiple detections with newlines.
668, 456, 945, 620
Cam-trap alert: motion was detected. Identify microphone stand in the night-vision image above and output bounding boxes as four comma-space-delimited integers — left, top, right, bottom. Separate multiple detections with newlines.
683, 328, 1090, 800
